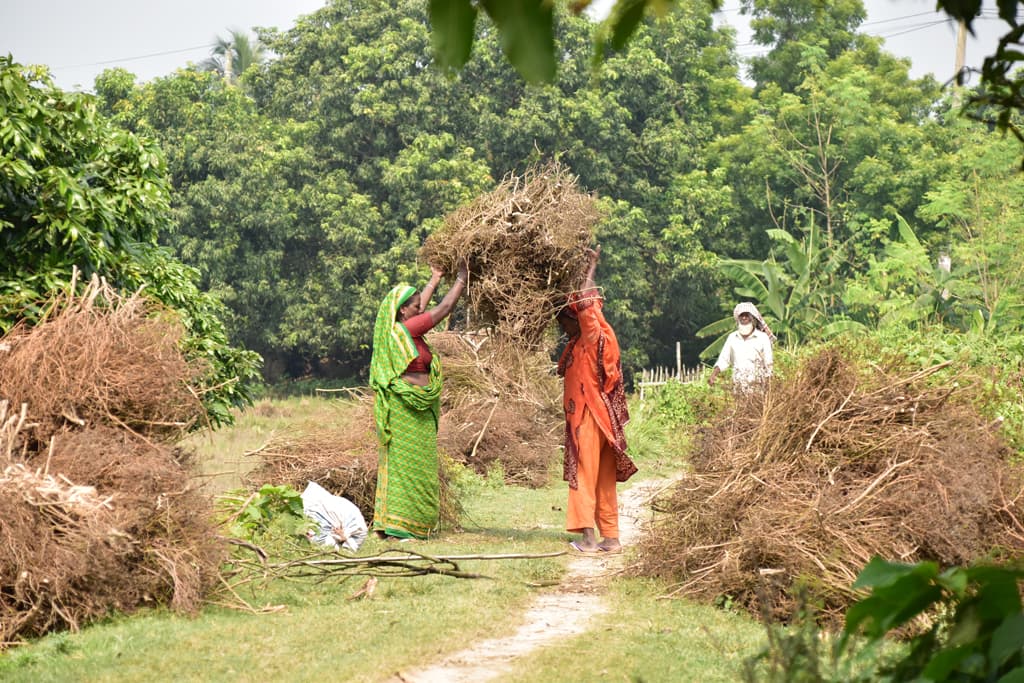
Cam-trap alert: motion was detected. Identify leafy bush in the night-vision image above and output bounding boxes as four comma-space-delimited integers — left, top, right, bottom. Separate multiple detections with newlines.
218, 484, 307, 539
744, 557, 1024, 682
0, 58, 260, 426
866, 324, 1024, 450
635, 378, 726, 430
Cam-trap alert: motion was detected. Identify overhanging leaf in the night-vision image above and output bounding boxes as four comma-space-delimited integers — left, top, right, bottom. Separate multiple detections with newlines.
609, 0, 647, 50
481, 0, 556, 83
990, 614, 1024, 668
429, 0, 479, 70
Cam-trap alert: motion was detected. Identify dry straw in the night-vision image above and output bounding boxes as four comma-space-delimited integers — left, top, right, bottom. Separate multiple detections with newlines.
243, 396, 464, 529
420, 160, 600, 349
634, 346, 1024, 625
0, 280, 223, 647
430, 330, 562, 487
0, 272, 206, 442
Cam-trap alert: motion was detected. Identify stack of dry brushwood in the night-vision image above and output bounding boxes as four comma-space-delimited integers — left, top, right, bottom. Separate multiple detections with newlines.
423, 162, 599, 482
0, 277, 223, 648
251, 163, 597, 508
242, 397, 457, 526
635, 346, 1024, 625
421, 160, 598, 348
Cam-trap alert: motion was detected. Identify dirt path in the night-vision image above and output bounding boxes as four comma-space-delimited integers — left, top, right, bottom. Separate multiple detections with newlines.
389, 479, 667, 683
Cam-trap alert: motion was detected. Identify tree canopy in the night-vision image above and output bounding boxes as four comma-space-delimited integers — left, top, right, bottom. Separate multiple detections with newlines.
427, 0, 1024, 155
47, 0, 1022, 381
1, 57, 260, 424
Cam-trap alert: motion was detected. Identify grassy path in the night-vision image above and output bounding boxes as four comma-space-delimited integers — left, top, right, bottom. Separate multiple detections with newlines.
390, 482, 663, 682
0, 399, 766, 682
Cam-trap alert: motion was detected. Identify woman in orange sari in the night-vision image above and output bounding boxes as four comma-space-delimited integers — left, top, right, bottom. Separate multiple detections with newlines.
556, 246, 637, 553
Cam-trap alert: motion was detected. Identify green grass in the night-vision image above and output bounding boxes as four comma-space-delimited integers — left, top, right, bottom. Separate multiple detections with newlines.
507, 578, 766, 682
0, 395, 766, 681
185, 396, 348, 494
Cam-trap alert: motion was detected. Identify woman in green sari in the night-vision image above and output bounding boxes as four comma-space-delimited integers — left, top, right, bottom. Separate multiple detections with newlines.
369, 263, 467, 539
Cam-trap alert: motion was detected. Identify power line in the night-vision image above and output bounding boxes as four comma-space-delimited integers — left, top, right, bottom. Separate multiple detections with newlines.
877, 19, 954, 39
862, 11, 940, 27
54, 44, 212, 71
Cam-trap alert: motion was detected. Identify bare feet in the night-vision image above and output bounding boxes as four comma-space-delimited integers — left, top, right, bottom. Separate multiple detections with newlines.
598, 537, 622, 553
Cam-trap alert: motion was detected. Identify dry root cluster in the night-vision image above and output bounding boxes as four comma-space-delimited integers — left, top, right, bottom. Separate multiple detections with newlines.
0, 278, 222, 647
634, 347, 1024, 625
420, 161, 599, 348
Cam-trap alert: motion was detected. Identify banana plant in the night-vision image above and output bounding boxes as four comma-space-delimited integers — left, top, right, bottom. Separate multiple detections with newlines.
844, 215, 967, 329
698, 217, 859, 360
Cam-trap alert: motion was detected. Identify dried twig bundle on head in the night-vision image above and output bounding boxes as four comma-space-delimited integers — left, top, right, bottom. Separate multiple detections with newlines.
421, 161, 600, 348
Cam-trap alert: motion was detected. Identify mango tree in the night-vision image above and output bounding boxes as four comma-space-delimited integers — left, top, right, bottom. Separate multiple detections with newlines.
0, 57, 260, 424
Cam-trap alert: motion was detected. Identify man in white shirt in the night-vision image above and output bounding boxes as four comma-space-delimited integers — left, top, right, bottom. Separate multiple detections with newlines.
708, 302, 775, 391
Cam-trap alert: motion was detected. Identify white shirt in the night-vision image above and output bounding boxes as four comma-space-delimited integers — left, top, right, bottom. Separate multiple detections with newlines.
715, 329, 773, 389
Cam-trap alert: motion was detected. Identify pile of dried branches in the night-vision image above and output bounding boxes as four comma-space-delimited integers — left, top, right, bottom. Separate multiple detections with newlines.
0, 279, 223, 648
243, 398, 379, 520
249, 329, 563, 509
0, 273, 206, 441
430, 331, 562, 487
420, 161, 599, 348
633, 347, 1024, 625
243, 397, 463, 528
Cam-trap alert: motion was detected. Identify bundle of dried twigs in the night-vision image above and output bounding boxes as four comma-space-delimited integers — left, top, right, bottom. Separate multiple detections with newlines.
244, 396, 465, 527
0, 280, 223, 648
634, 346, 1024, 626
0, 272, 206, 442
430, 330, 562, 487
420, 161, 599, 348
243, 397, 380, 521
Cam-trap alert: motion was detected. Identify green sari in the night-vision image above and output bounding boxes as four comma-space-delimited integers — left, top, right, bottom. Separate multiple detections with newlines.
369, 285, 443, 539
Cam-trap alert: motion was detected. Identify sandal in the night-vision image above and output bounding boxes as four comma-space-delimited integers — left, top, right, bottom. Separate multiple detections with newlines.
569, 540, 600, 554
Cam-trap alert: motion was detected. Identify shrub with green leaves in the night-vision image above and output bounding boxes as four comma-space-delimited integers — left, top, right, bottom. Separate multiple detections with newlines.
0, 57, 260, 426
636, 378, 726, 430
865, 324, 1024, 451
745, 557, 1024, 683
219, 484, 307, 539
848, 557, 1024, 682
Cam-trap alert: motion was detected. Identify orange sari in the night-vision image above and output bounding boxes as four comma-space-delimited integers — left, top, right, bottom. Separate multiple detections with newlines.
558, 292, 636, 535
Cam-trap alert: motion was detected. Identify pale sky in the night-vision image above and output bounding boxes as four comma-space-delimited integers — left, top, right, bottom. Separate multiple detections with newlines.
0, 0, 1017, 92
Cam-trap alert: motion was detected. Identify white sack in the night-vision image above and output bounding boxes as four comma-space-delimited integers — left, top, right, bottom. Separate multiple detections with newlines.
300, 481, 368, 552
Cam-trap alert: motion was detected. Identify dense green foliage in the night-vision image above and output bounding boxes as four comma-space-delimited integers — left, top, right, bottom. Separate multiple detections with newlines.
12, 1, 1024, 388
0, 57, 260, 425
101, 2, 1024, 379
745, 557, 1024, 682
429, 0, 1024, 157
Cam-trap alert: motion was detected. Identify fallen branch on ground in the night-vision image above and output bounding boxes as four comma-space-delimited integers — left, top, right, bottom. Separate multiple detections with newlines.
221, 546, 567, 587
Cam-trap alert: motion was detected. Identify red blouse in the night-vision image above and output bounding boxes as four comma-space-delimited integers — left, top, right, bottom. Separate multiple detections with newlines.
401, 312, 434, 373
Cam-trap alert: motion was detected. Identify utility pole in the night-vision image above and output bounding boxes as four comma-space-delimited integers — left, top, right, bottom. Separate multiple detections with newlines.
224, 45, 234, 85
952, 18, 967, 106
954, 19, 967, 80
